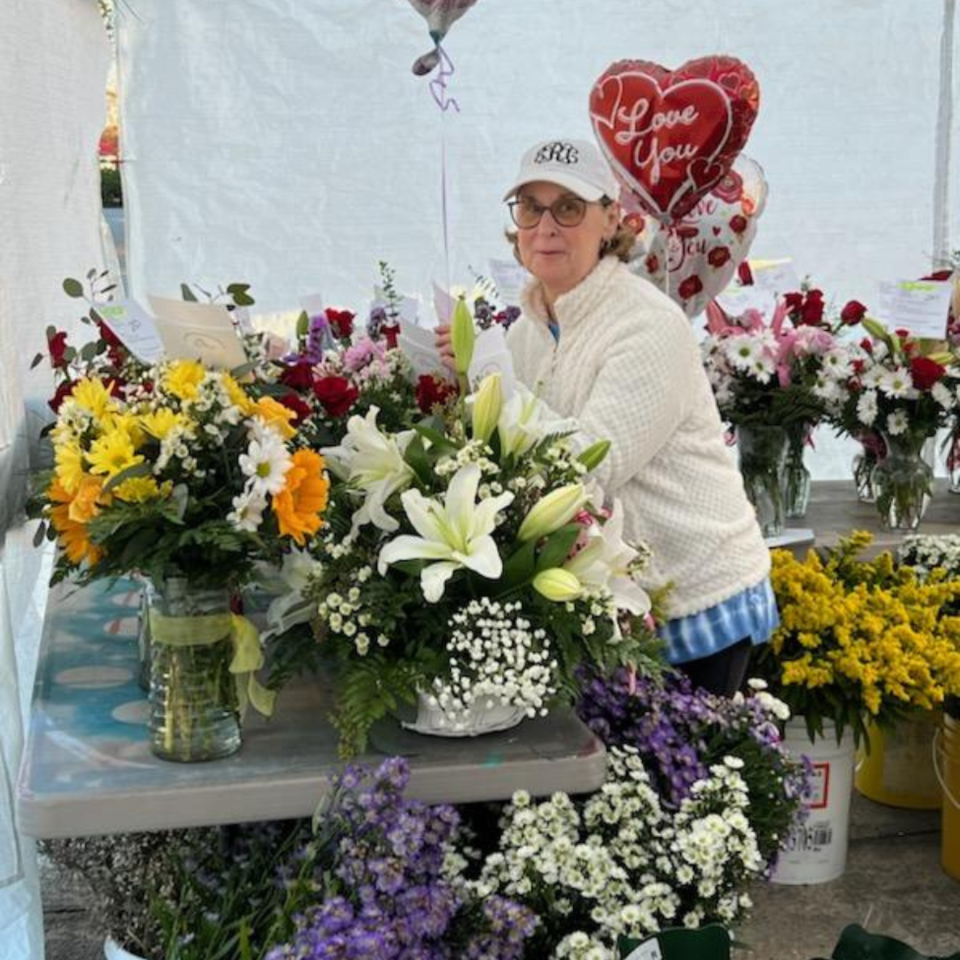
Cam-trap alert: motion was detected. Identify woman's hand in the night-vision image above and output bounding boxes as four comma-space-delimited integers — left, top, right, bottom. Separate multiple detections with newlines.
435, 324, 458, 373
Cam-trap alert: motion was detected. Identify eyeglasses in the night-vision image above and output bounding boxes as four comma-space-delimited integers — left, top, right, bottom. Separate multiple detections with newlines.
508, 194, 606, 229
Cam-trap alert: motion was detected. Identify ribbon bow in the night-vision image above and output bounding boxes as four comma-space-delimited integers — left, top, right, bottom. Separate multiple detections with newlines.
148, 610, 277, 719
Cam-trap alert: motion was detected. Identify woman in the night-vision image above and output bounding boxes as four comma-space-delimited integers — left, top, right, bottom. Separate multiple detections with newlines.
438, 138, 776, 696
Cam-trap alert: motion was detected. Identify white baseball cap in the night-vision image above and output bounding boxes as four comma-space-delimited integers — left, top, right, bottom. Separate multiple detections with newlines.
503, 138, 620, 203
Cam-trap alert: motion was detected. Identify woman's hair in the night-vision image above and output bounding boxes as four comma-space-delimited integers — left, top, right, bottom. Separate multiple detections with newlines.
504, 197, 638, 266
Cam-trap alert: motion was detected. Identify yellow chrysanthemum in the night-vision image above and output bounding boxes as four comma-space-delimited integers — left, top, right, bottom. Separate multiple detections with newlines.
54, 442, 86, 495
48, 480, 102, 567
114, 476, 167, 504
255, 396, 297, 440
221, 372, 257, 416
104, 411, 146, 448
272, 449, 329, 545
140, 408, 187, 440
87, 430, 145, 479
70, 377, 116, 420
163, 359, 206, 401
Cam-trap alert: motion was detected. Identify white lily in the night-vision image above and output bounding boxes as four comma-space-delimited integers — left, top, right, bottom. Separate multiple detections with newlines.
564, 501, 651, 616
321, 406, 415, 533
497, 384, 549, 458
378, 463, 514, 602
257, 548, 324, 640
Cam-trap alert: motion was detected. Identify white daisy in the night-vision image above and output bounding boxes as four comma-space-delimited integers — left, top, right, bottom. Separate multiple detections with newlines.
239, 424, 292, 496
877, 366, 917, 400
856, 389, 879, 427
932, 380, 955, 410
886, 409, 909, 436
227, 488, 267, 532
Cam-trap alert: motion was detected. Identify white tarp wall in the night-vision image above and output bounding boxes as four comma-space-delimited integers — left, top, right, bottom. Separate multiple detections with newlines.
116, 0, 958, 481
0, 1, 111, 957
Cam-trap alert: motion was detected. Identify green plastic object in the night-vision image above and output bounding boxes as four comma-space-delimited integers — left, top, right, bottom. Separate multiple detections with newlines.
617, 924, 731, 959
831, 924, 960, 960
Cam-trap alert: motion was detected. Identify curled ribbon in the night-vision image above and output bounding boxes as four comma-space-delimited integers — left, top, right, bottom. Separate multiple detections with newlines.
148, 609, 277, 719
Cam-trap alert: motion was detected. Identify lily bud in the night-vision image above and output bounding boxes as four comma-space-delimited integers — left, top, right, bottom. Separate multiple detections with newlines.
517, 484, 588, 542
533, 568, 583, 603
471, 373, 502, 443
861, 316, 892, 346
577, 439, 611, 473
450, 298, 476, 376
295, 310, 310, 339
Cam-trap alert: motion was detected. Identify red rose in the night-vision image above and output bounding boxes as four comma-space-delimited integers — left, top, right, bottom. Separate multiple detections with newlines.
677, 276, 703, 300
729, 214, 748, 235
859, 337, 874, 353
800, 290, 825, 325
895, 328, 912, 339
277, 392, 313, 424
382, 323, 400, 350
851, 359, 866, 375
47, 330, 69, 369
325, 308, 355, 340
48, 379, 74, 413
840, 300, 867, 325
645, 253, 660, 274
280, 360, 316, 392
910, 356, 946, 391
416, 374, 458, 414
737, 261, 754, 286
783, 292, 804, 315
707, 246, 731, 268
921, 269, 953, 282
96, 319, 123, 349
313, 375, 359, 417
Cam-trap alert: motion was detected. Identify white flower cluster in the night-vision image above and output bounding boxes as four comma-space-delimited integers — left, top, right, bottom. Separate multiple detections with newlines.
475, 747, 763, 954
435, 439, 500, 479
426, 598, 558, 730
316, 567, 387, 656
901, 533, 960, 580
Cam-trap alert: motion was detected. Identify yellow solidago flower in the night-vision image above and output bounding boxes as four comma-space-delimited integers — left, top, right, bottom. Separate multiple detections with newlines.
114, 476, 169, 504
87, 429, 145, 479
71, 377, 116, 420
255, 396, 297, 441
140, 408, 187, 440
163, 360, 206, 401
220, 372, 257, 415
54, 441, 86, 495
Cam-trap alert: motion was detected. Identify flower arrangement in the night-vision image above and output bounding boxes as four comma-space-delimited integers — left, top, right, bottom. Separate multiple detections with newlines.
301, 353, 661, 755
576, 668, 809, 867
471, 747, 765, 958
900, 533, 960, 585
753, 532, 960, 746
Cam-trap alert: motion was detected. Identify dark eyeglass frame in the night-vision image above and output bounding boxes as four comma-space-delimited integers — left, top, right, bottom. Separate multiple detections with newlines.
507, 194, 612, 229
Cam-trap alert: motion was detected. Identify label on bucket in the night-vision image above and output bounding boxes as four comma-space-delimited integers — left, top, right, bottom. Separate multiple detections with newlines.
807, 761, 831, 809
784, 818, 834, 853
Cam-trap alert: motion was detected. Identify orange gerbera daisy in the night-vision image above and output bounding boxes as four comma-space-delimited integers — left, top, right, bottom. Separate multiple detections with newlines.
273, 449, 329, 545
48, 480, 103, 566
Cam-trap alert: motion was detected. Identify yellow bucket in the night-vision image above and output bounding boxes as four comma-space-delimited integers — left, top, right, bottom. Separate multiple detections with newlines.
855, 713, 941, 810
937, 715, 960, 881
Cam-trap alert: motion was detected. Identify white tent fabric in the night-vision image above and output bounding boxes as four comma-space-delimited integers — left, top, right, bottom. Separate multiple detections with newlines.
117, 0, 956, 310
0, 0, 112, 956
115, 0, 958, 478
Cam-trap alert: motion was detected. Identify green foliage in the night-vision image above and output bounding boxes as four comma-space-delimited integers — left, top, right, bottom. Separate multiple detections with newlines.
100, 165, 123, 207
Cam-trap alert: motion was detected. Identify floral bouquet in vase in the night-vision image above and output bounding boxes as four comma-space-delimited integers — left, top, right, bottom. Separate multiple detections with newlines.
32, 282, 331, 761
828, 319, 958, 530
294, 304, 661, 756
701, 291, 852, 534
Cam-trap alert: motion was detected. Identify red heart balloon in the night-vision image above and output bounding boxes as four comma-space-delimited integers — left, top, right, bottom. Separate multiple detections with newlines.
589, 56, 760, 225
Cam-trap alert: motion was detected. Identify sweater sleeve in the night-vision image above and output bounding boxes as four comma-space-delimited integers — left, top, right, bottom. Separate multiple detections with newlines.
572, 309, 700, 495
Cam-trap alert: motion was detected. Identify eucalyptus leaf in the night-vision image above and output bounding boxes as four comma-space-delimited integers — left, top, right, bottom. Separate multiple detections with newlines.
62, 278, 84, 298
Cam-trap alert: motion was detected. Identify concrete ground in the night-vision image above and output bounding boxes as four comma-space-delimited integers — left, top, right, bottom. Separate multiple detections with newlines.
41, 792, 959, 960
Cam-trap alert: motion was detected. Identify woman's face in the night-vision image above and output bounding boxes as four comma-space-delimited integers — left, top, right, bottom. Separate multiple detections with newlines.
513, 181, 619, 303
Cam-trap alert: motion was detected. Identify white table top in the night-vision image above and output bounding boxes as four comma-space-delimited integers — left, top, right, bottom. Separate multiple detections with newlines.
17, 579, 607, 838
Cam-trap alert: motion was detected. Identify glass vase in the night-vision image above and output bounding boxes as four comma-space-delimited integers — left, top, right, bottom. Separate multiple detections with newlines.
947, 427, 960, 495
873, 429, 934, 532
851, 431, 885, 503
737, 424, 788, 537
147, 576, 241, 762
782, 423, 812, 519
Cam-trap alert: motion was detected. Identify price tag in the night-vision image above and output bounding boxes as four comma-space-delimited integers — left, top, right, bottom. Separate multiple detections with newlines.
95, 300, 165, 364
875, 279, 954, 340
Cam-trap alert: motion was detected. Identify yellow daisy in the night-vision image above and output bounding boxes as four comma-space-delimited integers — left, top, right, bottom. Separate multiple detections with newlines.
254, 396, 297, 440
140, 408, 186, 440
48, 480, 102, 567
70, 378, 116, 420
220, 372, 257, 415
87, 430, 145, 478
163, 359, 206, 401
104, 411, 146, 448
54, 442, 86, 495
114, 476, 166, 504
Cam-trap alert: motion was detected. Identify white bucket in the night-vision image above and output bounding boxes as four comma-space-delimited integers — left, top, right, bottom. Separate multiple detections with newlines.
104, 937, 150, 960
771, 718, 856, 885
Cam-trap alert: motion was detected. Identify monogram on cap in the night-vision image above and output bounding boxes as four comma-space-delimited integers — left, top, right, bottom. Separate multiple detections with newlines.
534, 142, 579, 165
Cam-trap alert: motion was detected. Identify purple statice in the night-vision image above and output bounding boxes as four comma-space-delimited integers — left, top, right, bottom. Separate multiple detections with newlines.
306, 312, 330, 362
367, 304, 389, 340
266, 758, 536, 960
495, 306, 521, 330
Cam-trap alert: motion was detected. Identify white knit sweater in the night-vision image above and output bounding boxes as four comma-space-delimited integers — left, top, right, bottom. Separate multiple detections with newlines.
507, 256, 770, 619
